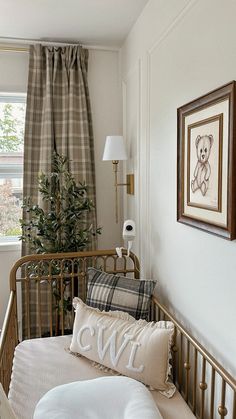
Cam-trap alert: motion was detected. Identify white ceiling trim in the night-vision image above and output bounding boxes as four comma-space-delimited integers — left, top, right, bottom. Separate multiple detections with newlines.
0, 37, 120, 52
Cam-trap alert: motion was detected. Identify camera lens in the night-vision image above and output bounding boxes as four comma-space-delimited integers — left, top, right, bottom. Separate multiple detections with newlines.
126, 225, 133, 231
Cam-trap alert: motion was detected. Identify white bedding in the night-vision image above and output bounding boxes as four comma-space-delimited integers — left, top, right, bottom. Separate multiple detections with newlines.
33, 377, 162, 419
8, 336, 195, 419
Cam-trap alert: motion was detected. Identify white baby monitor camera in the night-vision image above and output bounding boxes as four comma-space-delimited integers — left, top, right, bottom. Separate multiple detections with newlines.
116, 220, 136, 258
123, 220, 136, 256
123, 220, 136, 242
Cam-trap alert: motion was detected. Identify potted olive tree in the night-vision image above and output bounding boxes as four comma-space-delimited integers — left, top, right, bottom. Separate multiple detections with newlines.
20, 151, 101, 333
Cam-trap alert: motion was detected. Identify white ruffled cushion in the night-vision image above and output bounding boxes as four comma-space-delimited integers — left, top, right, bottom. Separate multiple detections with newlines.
70, 298, 175, 397
33, 376, 163, 419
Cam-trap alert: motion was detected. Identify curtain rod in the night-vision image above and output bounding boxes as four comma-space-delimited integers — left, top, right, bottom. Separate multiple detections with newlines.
0, 37, 120, 53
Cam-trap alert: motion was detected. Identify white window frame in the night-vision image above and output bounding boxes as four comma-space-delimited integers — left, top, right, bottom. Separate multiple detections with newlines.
0, 92, 26, 246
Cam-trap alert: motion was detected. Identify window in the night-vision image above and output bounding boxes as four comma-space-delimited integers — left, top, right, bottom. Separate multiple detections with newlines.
0, 94, 26, 242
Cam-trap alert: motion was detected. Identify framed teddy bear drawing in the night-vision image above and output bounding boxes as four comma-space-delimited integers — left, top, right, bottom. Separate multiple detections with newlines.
177, 81, 236, 240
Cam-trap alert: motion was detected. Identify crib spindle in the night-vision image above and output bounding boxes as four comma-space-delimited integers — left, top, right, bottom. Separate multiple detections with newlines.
218, 379, 228, 418
193, 347, 198, 415
200, 358, 207, 419
37, 279, 42, 338
210, 367, 215, 419
178, 334, 183, 393
184, 340, 191, 403
49, 278, 53, 337
71, 259, 75, 302
60, 262, 64, 336
26, 275, 30, 339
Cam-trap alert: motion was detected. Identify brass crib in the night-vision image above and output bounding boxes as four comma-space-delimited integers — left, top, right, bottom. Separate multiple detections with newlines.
0, 249, 235, 418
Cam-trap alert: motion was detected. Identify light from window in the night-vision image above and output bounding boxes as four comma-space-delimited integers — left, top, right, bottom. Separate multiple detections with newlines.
0, 95, 26, 241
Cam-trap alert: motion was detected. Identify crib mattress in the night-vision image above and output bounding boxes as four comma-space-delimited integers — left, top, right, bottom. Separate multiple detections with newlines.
8, 335, 195, 419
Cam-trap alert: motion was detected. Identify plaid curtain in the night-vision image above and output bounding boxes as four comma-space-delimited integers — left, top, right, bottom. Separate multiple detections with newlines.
22, 44, 97, 337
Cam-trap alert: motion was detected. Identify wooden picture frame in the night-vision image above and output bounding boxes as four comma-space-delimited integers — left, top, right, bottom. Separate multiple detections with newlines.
177, 81, 236, 240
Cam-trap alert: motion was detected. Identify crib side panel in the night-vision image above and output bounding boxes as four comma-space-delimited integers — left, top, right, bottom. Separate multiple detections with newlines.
0, 291, 18, 395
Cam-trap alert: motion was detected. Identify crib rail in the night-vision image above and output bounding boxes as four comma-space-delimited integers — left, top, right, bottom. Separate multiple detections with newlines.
0, 249, 139, 394
0, 291, 18, 395
8, 249, 139, 341
152, 296, 236, 419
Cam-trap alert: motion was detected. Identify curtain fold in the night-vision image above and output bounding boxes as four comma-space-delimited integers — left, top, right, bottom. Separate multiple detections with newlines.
22, 44, 97, 337
23, 44, 96, 230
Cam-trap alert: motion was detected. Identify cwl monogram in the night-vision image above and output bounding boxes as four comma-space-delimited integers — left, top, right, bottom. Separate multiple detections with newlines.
70, 298, 175, 395
77, 322, 144, 373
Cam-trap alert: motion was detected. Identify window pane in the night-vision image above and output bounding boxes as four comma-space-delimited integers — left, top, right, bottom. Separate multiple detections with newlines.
0, 100, 25, 239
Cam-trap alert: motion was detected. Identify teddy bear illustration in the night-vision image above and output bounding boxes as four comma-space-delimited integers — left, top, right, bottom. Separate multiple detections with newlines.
191, 134, 213, 196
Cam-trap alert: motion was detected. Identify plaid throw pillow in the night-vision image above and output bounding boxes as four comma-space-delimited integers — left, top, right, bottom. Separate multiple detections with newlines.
86, 268, 156, 320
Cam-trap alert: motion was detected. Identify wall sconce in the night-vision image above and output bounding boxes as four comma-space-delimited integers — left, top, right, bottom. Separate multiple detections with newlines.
103, 135, 134, 223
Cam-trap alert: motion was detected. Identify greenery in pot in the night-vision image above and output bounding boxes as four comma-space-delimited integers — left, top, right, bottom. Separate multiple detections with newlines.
20, 151, 101, 331
21, 151, 100, 253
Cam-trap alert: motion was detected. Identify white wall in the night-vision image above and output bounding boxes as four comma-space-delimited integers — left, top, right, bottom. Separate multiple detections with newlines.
121, 0, 236, 377
0, 51, 29, 93
88, 49, 123, 249
0, 48, 122, 327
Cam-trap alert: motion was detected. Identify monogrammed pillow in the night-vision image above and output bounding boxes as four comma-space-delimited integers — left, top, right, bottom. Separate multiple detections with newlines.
70, 298, 175, 398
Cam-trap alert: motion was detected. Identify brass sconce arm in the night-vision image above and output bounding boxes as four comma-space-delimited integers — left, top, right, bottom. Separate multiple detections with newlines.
112, 160, 134, 223
112, 161, 134, 194
102, 136, 134, 223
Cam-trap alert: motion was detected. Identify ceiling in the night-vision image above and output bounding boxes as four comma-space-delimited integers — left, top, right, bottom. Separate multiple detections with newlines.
0, 0, 149, 48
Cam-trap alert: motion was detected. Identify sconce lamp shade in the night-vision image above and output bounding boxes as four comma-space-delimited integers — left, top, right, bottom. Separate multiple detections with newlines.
103, 135, 127, 161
